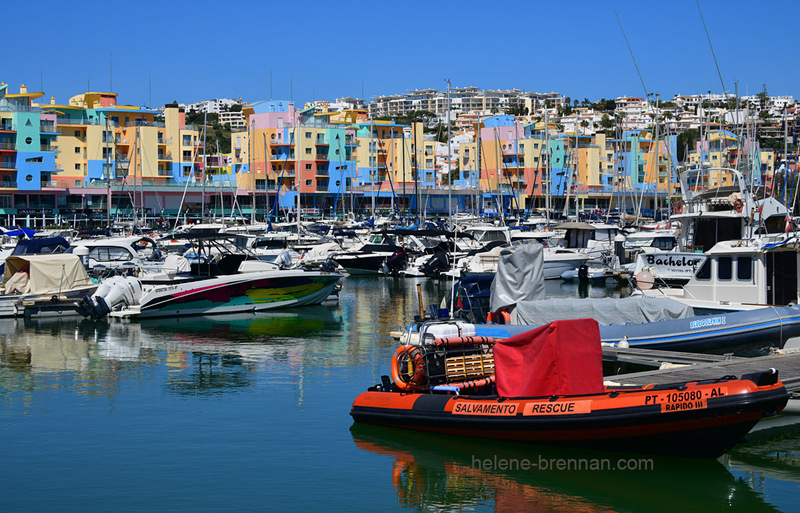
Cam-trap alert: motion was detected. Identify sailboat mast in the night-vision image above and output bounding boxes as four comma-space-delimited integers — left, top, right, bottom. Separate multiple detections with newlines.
268, 133, 277, 224
370, 113, 375, 218
202, 109, 207, 221
105, 115, 111, 227
653, 94, 661, 221
446, 79, 452, 229
544, 108, 551, 227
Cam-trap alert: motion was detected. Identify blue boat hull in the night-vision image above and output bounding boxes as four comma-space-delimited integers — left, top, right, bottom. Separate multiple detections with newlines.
469, 305, 800, 353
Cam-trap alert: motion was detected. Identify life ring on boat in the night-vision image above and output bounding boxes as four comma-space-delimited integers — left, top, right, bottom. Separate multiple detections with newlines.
486, 310, 511, 325
733, 199, 743, 213
673, 200, 683, 214
391, 345, 427, 391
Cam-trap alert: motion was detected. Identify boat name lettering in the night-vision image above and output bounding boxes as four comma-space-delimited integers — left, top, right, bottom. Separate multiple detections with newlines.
523, 401, 591, 416
644, 255, 703, 268
689, 316, 726, 329
452, 402, 518, 416
662, 399, 707, 413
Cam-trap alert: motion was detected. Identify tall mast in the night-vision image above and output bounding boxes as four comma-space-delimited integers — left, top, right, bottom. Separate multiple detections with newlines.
446, 79, 452, 229
202, 108, 207, 221
475, 115, 481, 216
544, 108, 551, 227
370, 112, 375, 218
653, 94, 661, 221
105, 115, 111, 227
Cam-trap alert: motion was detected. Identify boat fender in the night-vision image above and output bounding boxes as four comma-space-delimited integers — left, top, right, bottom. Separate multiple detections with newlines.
391, 345, 427, 391
742, 369, 779, 386
486, 311, 511, 325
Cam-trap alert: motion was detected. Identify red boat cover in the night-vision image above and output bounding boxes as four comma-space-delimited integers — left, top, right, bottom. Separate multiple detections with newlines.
493, 319, 603, 397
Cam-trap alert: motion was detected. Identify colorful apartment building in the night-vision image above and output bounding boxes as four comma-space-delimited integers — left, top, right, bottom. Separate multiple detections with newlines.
0, 83, 59, 216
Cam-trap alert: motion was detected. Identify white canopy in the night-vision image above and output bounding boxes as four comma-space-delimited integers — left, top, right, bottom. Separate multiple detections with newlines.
2, 254, 93, 295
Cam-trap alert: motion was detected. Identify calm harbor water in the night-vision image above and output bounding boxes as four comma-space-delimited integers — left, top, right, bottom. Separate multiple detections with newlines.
1, 276, 799, 512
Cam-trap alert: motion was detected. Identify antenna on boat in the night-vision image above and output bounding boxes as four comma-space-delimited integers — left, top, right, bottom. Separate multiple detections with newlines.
615, 12, 649, 99
696, 0, 727, 96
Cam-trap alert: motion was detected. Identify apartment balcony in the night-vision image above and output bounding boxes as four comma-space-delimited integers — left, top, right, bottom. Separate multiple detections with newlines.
55, 118, 91, 126
314, 154, 328, 160
157, 137, 172, 145
0, 141, 16, 151
40, 121, 57, 133
0, 123, 14, 132
0, 161, 16, 171
40, 145, 58, 152
157, 153, 172, 160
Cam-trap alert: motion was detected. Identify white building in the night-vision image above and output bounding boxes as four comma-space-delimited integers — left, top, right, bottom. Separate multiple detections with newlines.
185, 98, 242, 114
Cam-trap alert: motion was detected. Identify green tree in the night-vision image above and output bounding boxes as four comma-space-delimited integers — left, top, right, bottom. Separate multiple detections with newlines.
677, 129, 700, 162
757, 84, 769, 110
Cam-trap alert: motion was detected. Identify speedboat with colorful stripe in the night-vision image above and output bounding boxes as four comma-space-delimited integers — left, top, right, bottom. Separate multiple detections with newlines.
94, 252, 341, 319
351, 319, 789, 457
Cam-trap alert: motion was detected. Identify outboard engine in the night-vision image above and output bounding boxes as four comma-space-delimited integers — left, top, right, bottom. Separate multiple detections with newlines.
419, 250, 449, 277
276, 250, 293, 269
384, 248, 408, 275
321, 258, 337, 273
75, 276, 143, 319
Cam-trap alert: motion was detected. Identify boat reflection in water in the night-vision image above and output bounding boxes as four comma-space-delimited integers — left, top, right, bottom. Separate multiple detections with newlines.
0, 306, 343, 396
351, 424, 784, 513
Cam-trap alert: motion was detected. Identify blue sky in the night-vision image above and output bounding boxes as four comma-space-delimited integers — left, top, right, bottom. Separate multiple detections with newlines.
4, 0, 797, 108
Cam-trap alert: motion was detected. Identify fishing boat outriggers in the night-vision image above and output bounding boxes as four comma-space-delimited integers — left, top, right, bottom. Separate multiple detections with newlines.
350, 318, 789, 458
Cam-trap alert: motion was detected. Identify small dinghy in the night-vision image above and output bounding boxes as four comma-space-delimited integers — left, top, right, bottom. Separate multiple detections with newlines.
350, 319, 789, 458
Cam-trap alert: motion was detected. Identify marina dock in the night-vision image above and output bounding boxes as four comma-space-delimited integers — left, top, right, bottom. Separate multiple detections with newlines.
606, 347, 800, 393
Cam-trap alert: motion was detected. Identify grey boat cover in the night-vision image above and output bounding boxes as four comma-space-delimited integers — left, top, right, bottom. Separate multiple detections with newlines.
489, 243, 546, 312
511, 296, 694, 326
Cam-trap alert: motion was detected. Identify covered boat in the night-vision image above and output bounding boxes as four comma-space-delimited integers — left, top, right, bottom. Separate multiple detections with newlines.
0, 254, 97, 317
351, 319, 789, 457
449, 243, 800, 353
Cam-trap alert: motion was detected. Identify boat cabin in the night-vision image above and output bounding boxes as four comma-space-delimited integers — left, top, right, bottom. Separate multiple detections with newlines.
637, 239, 800, 312
672, 166, 791, 252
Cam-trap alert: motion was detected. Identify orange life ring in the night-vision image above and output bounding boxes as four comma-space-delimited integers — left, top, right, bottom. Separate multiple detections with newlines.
733, 199, 743, 213
486, 310, 511, 324
391, 345, 427, 391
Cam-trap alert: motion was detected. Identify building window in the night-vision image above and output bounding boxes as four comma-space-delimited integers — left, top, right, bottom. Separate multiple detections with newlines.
75, 163, 81, 170
306, 164, 312, 170
306, 180, 312, 186
305, 148, 312, 155
305, 132, 311, 139
183, 135, 192, 146
75, 147, 80, 153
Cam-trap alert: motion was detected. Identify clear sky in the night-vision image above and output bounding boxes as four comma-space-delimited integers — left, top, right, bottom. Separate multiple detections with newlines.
4, 0, 797, 109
